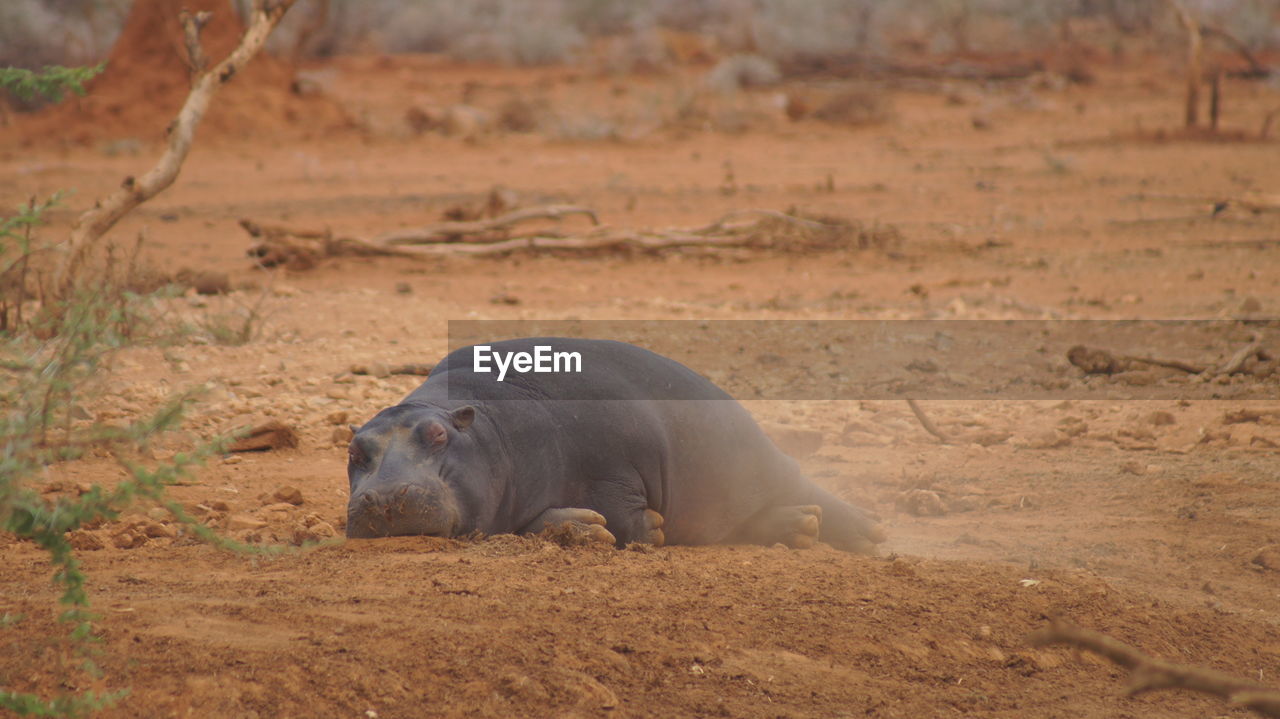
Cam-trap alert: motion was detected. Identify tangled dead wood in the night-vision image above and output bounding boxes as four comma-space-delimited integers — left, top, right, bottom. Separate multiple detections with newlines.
1030, 617, 1280, 717
242, 206, 900, 269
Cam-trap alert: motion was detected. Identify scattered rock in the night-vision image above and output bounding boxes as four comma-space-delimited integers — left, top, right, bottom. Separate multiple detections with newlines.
1251, 545, 1280, 571
227, 514, 268, 531
497, 672, 551, 703
176, 268, 231, 295
490, 293, 522, 306
292, 519, 337, 544
1120, 460, 1146, 476
395, 282, 412, 295
759, 422, 823, 458
143, 521, 175, 539
1019, 430, 1070, 449
905, 358, 939, 373
229, 420, 299, 452
112, 527, 148, 549
1238, 296, 1263, 316
896, 489, 947, 517
68, 530, 106, 551
332, 425, 355, 445
1146, 410, 1176, 426
273, 486, 305, 506
1056, 417, 1088, 437
326, 410, 350, 425
1067, 345, 1123, 374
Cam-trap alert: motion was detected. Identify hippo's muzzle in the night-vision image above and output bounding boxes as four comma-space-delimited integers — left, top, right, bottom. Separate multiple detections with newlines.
345, 481, 462, 539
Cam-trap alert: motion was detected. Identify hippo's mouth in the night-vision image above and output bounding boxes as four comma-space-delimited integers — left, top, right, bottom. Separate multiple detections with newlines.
345, 483, 460, 539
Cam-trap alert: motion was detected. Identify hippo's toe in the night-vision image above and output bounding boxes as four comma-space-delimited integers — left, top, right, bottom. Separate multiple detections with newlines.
730, 504, 823, 549
522, 507, 617, 546
641, 509, 666, 546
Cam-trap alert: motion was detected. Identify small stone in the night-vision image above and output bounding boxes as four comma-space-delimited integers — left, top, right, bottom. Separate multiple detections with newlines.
229, 420, 298, 452
1251, 545, 1280, 572
369, 362, 391, 379
293, 520, 337, 544
1120, 460, 1146, 476
222, 454, 244, 465
896, 489, 947, 517
143, 521, 175, 539
227, 514, 268, 531
208, 500, 231, 512
273, 486, 304, 505
112, 528, 148, 549
326, 387, 350, 400
1146, 410, 1176, 426
1021, 430, 1070, 449
326, 410, 349, 425
332, 425, 355, 445
1239, 296, 1263, 314
68, 530, 106, 551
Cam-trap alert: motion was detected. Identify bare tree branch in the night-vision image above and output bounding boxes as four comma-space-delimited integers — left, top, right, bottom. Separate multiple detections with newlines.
179, 9, 212, 79
1163, 0, 1204, 128
1029, 617, 1280, 717
58, 0, 298, 293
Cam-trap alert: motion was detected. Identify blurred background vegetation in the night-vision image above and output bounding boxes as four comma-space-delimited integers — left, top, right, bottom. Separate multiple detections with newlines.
5, 0, 1278, 72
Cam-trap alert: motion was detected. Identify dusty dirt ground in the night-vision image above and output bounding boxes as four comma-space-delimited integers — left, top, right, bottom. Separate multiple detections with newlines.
3, 53, 1280, 718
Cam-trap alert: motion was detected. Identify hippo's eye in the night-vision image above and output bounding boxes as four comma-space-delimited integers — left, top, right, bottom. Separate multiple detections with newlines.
421, 422, 448, 449
347, 442, 367, 468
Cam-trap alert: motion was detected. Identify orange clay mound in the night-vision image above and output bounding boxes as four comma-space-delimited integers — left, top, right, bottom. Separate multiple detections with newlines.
13, 0, 351, 148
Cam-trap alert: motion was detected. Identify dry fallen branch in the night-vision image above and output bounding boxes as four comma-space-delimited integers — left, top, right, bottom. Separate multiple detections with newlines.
240, 218, 413, 270
242, 207, 898, 265
375, 205, 599, 245
1218, 334, 1263, 376
906, 399, 950, 444
58, 0, 297, 292
1067, 345, 1208, 375
1029, 616, 1280, 717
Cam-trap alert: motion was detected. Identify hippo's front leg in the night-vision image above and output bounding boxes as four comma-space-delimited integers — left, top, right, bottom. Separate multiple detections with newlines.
520, 507, 617, 545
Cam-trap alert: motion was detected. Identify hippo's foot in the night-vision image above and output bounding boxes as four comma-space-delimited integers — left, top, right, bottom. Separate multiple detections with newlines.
733, 504, 823, 549
522, 507, 617, 546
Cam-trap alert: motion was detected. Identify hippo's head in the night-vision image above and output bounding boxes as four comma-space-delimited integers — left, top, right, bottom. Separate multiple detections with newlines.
345, 403, 490, 539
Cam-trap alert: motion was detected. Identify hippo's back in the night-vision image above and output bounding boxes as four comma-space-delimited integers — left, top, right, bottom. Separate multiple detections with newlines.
412, 337, 735, 403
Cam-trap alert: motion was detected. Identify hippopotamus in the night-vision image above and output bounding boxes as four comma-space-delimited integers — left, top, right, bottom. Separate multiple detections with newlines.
345, 337, 884, 553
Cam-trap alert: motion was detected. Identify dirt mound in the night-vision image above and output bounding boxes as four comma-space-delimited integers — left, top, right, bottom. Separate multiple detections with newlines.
12, 0, 350, 147
2, 534, 1274, 718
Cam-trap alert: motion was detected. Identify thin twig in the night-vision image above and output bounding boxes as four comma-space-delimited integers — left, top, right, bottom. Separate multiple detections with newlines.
907, 399, 949, 444
179, 9, 212, 79
1218, 334, 1262, 376
1030, 616, 1280, 717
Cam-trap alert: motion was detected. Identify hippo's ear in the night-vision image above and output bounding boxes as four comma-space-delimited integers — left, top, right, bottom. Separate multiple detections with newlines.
349, 424, 361, 435
450, 405, 476, 430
